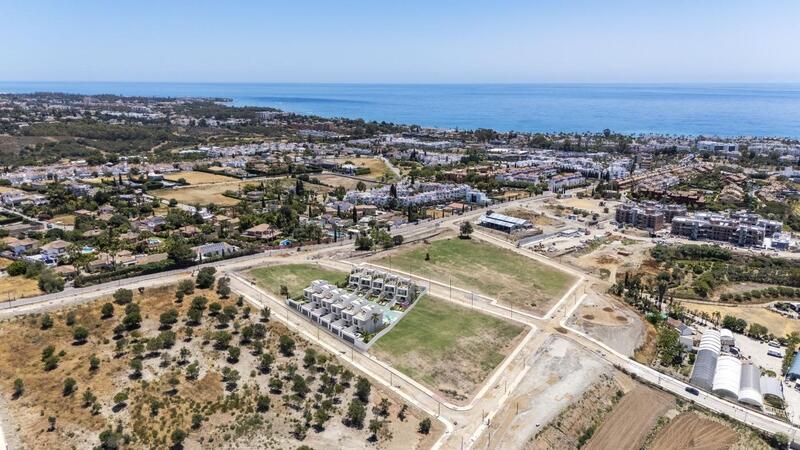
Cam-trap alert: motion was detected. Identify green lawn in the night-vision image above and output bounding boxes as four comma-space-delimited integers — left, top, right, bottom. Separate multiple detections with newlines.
372, 295, 525, 401
248, 264, 348, 298
375, 237, 575, 314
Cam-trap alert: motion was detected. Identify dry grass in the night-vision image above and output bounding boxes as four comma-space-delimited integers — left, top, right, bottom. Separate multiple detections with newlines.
51, 214, 76, 226
151, 181, 258, 206
0, 281, 436, 449
163, 171, 237, 185
0, 275, 42, 301
633, 320, 658, 365
683, 301, 800, 336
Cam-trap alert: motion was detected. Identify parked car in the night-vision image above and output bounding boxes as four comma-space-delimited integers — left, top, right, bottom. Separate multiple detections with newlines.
769, 341, 781, 348
768, 350, 783, 358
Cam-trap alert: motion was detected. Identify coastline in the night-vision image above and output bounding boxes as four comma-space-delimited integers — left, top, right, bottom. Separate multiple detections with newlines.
2, 82, 800, 137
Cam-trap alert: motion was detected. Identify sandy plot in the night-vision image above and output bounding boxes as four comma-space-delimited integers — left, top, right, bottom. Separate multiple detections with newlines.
163, 171, 236, 184
555, 197, 615, 215
584, 385, 673, 450
570, 292, 645, 357
485, 335, 613, 450
650, 412, 737, 450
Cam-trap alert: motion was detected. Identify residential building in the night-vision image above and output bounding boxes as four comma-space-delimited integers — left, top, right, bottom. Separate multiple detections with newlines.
3, 236, 39, 256
243, 223, 279, 240
40, 239, 71, 258
671, 211, 782, 247
615, 201, 687, 231
191, 242, 239, 261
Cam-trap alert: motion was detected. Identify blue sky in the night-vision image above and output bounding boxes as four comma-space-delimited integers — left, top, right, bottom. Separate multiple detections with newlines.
2, 0, 798, 83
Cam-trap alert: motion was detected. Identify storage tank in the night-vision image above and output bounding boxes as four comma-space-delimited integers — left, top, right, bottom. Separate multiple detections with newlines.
712, 354, 742, 400
690, 330, 721, 391
738, 363, 763, 408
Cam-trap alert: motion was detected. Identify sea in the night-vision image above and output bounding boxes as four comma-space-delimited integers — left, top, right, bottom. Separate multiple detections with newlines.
1, 82, 799, 138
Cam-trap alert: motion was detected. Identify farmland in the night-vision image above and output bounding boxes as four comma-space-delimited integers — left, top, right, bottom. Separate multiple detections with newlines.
584, 385, 673, 450
649, 412, 737, 450
371, 295, 525, 402
0, 276, 437, 449
374, 237, 576, 315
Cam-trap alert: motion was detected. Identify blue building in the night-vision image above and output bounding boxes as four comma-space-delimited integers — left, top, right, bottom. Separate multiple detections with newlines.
786, 352, 800, 381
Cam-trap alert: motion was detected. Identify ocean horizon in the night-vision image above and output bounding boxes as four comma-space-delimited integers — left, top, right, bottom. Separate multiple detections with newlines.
2, 81, 799, 138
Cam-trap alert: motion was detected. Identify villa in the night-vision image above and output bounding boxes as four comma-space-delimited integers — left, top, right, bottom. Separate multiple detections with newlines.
286, 266, 423, 348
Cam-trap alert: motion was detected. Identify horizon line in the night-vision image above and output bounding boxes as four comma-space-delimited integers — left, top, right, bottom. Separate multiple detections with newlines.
2, 80, 800, 86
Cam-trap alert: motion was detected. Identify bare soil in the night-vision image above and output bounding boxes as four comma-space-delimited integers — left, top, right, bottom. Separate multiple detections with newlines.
649, 412, 737, 450
584, 385, 674, 450
527, 373, 623, 450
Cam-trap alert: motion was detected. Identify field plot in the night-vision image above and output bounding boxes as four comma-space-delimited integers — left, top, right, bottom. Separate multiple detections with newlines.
163, 171, 236, 184
0, 280, 436, 449
335, 157, 397, 182
375, 237, 575, 314
151, 180, 260, 206
247, 263, 349, 298
584, 385, 673, 450
371, 295, 525, 402
650, 412, 737, 450
314, 173, 378, 191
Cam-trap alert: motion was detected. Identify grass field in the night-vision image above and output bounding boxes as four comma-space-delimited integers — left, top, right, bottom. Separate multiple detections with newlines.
163, 170, 237, 184
372, 295, 525, 402
376, 237, 576, 314
248, 263, 348, 298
